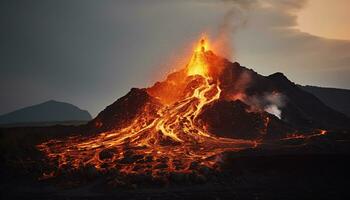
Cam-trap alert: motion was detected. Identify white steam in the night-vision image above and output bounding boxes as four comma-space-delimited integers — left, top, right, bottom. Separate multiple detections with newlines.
265, 104, 282, 119
241, 91, 286, 119
263, 93, 285, 119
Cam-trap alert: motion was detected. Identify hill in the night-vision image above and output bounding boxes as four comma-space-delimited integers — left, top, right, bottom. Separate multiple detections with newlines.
0, 100, 92, 125
300, 85, 350, 117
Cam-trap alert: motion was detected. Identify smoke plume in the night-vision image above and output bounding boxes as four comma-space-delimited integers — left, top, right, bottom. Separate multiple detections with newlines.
262, 92, 286, 119
212, 0, 257, 59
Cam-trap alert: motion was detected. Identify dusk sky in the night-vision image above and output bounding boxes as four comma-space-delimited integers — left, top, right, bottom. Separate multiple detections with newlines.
1, 0, 350, 117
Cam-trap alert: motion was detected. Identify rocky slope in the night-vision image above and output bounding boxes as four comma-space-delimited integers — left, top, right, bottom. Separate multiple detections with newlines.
87, 51, 349, 140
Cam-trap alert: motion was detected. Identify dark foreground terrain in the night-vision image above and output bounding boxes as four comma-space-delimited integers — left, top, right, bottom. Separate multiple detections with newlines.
1, 126, 350, 200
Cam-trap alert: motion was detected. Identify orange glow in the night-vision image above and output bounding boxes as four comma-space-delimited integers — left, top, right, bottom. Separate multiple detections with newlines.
282, 129, 328, 140
297, 0, 350, 40
36, 35, 330, 180
37, 35, 256, 178
187, 37, 210, 77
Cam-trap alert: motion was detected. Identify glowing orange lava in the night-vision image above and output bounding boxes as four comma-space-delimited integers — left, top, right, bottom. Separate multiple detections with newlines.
187, 38, 209, 77
37, 37, 258, 178
282, 129, 328, 140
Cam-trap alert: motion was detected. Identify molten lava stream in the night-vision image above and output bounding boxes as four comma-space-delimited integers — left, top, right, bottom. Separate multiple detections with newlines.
37, 37, 257, 178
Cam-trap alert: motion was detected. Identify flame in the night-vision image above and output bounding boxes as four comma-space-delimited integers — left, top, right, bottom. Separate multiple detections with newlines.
187, 38, 209, 77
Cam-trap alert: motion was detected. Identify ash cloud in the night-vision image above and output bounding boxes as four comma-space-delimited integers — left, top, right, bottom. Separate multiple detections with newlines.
212, 0, 257, 59
205, 0, 350, 89
1, 0, 349, 116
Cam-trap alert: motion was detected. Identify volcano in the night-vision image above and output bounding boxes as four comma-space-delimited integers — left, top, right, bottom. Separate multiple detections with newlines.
37, 37, 350, 180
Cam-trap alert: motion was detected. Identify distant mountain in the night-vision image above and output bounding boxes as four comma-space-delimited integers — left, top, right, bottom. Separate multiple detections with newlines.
300, 85, 350, 117
0, 100, 92, 125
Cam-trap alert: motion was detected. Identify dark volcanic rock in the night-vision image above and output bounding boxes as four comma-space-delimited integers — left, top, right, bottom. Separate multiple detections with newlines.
87, 88, 162, 133
212, 57, 350, 130
2, 48, 350, 200
149, 52, 350, 136
99, 148, 117, 160
198, 100, 294, 139
267, 72, 350, 129
300, 85, 350, 118
88, 51, 349, 138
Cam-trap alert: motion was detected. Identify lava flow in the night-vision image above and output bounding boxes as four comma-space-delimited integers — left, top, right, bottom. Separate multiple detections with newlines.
37, 37, 257, 178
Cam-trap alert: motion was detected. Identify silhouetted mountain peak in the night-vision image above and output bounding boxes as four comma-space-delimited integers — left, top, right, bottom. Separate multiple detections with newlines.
300, 85, 350, 117
44, 100, 60, 104
268, 72, 293, 85
0, 100, 92, 125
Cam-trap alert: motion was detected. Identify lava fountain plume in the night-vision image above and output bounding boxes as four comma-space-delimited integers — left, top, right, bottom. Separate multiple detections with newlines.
187, 38, 209, 77
37, 37, 257, 178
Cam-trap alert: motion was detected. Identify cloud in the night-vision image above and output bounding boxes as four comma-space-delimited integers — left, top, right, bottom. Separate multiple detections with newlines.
1, 0, 349, 116
196, 0, 350, 90
264, 0, 307, 11
233, 0, 350, 89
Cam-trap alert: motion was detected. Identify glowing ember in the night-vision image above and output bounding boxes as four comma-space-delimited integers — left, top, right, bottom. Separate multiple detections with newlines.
282, 129, 328, 140
37, 36, 257, 178
187, 38, 209, 77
